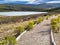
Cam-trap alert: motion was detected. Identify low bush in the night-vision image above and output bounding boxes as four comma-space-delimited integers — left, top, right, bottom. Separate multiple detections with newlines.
37, 17, 44, 24
46, 15, 50, 20
16, 25, 25, 34
34, 20, 37, 24
0, 35, 16, 45
0, 39, 6, 45
26, 20, 34, 30
50, 18, 59, 33
51, 18, 58, 23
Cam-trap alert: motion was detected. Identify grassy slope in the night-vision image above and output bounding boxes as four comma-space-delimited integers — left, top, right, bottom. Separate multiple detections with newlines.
0, 4, 60, 12
0, 4, 48, 12
44, 7, 60, 12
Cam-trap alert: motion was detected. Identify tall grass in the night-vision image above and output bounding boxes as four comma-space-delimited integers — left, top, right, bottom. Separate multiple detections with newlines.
37, 17, 44, 24
26, 20, 34, 30
50, 18, 59, 33
16, 25, 25, 34
0, 35, 16, 45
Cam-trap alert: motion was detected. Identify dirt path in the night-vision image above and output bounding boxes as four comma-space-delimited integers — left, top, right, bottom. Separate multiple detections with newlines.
17, 17, 53, 45
54, 32, 60, 45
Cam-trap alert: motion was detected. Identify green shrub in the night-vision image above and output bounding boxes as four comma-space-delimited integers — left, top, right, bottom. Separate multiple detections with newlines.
51, 18, 59, 23
50, 21, 58, 29
46, 15, 50, 20
16, 25, 25, 33
0, 36, 16, 45
50, 18, 59, 33
51, 25, 58, 33
34, 20, 37, 24
0, 39, 7, 45
5, 36, 16, 45
26, 20, 34, 30
37, 17, 43, 24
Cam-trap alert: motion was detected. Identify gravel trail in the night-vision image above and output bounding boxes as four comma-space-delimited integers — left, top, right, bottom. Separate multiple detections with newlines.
17, 17, 52, 45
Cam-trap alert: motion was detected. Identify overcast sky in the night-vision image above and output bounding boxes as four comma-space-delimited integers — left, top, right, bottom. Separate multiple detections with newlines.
0, 0, 60, 4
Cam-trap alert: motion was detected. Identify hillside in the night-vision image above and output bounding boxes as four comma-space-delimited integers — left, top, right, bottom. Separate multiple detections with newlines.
45, 7, 60, 12
0, 4, 60, 12
0, 4, 46, 12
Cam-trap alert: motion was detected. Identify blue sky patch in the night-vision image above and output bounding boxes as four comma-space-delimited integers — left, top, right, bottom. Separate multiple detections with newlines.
0, 0, 59, 4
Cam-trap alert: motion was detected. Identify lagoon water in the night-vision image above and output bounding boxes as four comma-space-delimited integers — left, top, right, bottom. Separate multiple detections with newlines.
0, 11, 48, 16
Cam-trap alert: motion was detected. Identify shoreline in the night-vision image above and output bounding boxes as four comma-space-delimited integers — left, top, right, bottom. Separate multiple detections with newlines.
0, 11, 48, 16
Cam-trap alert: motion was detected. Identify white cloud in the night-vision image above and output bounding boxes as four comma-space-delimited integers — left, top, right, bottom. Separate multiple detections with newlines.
28, 0, 45, 4
4, 0, 36, 4
0, 0, 45, 4
46, 1, 60, 3
28, 0, 35, 4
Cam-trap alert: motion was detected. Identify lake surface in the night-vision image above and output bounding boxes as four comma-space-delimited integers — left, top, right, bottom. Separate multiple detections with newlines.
0, 11, 48, 16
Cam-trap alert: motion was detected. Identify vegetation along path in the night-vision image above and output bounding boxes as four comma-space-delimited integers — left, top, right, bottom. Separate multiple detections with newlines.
17, 17, 53, 45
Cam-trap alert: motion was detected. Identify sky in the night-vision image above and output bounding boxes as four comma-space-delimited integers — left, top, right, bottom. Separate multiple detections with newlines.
0, 0, 60, 4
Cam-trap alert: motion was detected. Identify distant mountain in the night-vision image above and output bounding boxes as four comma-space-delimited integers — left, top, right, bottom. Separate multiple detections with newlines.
0, 3, 60, 12
0, 4, 45, 12
45, 7, 60, 12
0, 0, 60, 9
3, 3, 60, 9
37, 3, 60, 8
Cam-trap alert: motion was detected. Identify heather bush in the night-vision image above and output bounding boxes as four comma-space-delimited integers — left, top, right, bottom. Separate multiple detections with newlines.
34, 20, 37, 24
0, 36, 16, 45
46, 15, 50, 20
16, 25, 25, 33
50, 18, 59, 33
37, 17, 43, 24
26, 20, 34, 30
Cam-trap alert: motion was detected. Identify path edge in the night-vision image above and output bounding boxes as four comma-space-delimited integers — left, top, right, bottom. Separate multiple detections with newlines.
16, 24, 37, 41
16, 30, 27, 41
51, 29, 56, 45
